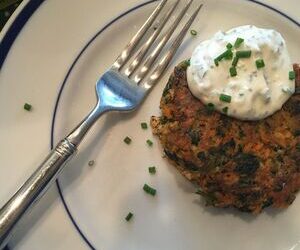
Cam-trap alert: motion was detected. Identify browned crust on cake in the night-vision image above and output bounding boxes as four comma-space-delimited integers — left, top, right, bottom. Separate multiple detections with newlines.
151, 62, 300, 213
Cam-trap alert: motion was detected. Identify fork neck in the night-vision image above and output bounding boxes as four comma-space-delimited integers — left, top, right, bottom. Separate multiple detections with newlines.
66, 103, 108, 146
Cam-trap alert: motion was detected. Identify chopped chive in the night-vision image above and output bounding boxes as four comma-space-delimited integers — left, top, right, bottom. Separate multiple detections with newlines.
226, 43, 233, 49
229, 67, 237, 77
124, 136, 132, 144
125, 212, 133, 221
146, 139, 153, 146
222, 107, 229, 114
236, 50, 251, 58
215, 49, 233, 63
234, 37, 244, 48
182, 59, 190, 69
23, 103, 32, 111
206, 103, 215, 114
219, 94, 232, 103
224, 51, 233, 60
190, 29, 197, 36
289, 71, 296, 80
88, 160, 95, 167
141, 122, 148, 129
255, 59, 265, 69
214, 59, 219, 66
232, 56, 239, 67
206, 103, 215, 111
148, 166, 156, 174
143, 184, 156, 196
225, 50, 233, 59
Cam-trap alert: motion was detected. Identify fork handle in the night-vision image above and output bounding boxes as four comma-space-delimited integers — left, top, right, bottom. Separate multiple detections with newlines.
0, 139, 76, 249
0, 100, 105, 249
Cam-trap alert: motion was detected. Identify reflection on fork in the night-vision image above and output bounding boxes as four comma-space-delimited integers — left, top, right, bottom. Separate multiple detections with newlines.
68, 0, 203, 145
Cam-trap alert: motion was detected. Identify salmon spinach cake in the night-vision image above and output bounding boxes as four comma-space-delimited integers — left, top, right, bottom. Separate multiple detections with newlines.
150, 62, 300, 213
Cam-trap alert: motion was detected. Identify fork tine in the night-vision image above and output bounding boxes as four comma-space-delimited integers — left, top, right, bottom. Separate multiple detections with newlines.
142, 4, 203, 90
112, 0, 167, 70
133, 0, 194, 84
124, 0, 180, 77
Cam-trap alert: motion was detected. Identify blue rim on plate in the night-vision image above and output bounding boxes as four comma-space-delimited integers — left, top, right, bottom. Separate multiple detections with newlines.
0, 0, 299, 249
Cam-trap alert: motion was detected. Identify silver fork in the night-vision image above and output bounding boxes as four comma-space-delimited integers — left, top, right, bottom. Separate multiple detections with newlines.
0, 0, 202, 248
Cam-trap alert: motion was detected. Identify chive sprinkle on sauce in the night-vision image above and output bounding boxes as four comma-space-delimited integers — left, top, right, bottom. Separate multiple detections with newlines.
206, 103, 215, 111
230, 67, 237, 77
124, 136, 132, 144
148, 166, 156, 174
224, 51, 233, 60
222, 107, 229, 114
215, 49, 233, 63
236, 50, 252, 58
255, 59, 265, 69
143, 184, 156, 196
24, 103, 32, 111
190, 29, 197, 36
219, 94, 232, 103
214, 59, 219, 66
141, 122, 148, 129
232, 56, 239, 67
125, 212, 133, 221
206, 103, 215, 114
226, 43, 233, 49
234, 37, 244, 48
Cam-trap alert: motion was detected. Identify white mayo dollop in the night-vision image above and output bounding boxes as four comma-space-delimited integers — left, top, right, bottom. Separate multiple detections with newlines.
187, 25, 295, 120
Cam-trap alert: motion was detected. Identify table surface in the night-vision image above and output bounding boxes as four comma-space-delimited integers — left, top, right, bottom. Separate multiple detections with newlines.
0, 0, 22, 31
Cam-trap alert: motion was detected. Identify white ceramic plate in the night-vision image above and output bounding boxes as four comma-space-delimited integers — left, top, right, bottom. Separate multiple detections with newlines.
0, 0, 300, 249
